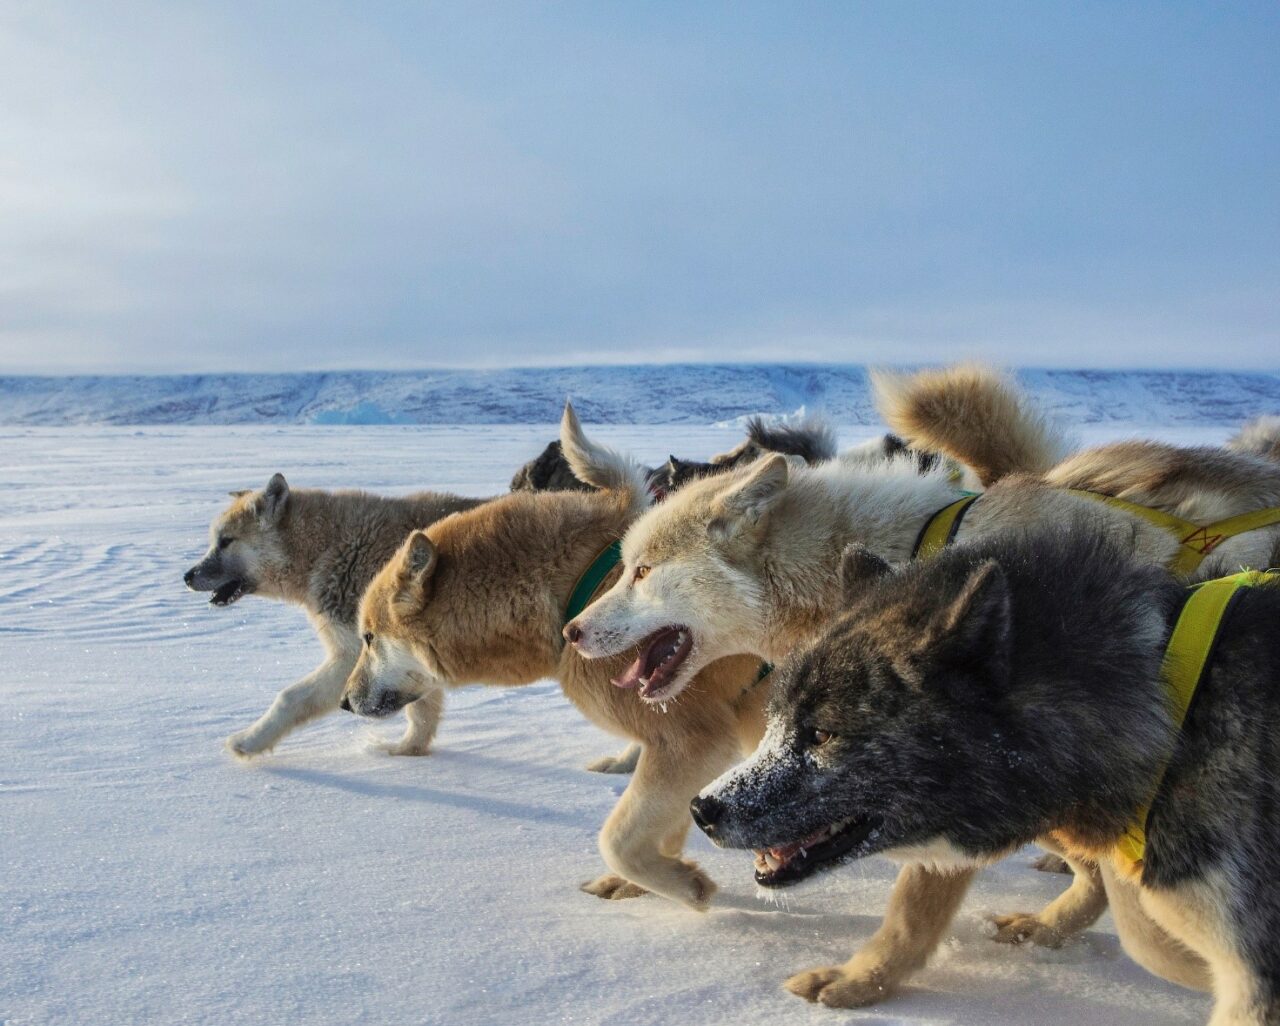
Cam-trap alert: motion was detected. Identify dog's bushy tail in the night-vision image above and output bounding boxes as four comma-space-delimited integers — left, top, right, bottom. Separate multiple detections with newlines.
745, 415, 838, 465
871, 364, 1072, 488
1226, 414, 1280, 464
559, 402, 651, 510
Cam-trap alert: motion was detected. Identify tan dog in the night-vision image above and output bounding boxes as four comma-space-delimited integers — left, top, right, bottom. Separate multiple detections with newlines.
562, 366, 1280, 1007
341, 410, 767, 909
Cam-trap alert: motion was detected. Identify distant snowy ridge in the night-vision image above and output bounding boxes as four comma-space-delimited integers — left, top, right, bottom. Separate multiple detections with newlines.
1, 365, 1278, 426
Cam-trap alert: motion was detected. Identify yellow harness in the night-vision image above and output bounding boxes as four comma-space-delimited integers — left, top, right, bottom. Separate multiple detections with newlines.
1066, 491, 1280, 576
912, 489, 1280, 574
910, 490, 1279, 874
1113, 570, 1276, 875
911, 494, 982, 559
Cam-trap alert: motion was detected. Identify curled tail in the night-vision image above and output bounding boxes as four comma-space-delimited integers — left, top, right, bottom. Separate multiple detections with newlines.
871, 364, 1072, 487
1226, 414, 1280, 464
558, 401, 651, 511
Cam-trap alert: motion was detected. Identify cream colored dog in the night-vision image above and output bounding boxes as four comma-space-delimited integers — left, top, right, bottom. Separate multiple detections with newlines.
562, 365, 1280, 1007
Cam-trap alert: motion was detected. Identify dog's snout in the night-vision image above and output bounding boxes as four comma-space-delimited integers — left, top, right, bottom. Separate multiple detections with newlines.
183, 567, 196, 587
339, 694, 352, 712
563, 622, 583, 645
689, 794, 724, 834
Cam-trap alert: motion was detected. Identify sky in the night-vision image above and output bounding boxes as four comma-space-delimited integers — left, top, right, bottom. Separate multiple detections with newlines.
0, 1, 1277, 375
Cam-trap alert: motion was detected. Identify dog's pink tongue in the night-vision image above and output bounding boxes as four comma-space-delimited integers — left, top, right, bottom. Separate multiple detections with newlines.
611, 656, 646, 690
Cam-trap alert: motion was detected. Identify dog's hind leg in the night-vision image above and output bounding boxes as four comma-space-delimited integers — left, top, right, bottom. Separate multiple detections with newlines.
986, 841, 1107, 948
585, 742, 641, 774
377, 686, 446, 757
226, 655, 355, 759
784, 864, 976, 1008
584, 735, 739, 910
1101, 867, 1209, 991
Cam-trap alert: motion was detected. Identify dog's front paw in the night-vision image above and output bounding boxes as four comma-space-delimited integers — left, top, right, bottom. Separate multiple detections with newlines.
983, 912, 1065, 948
674, 859, 717, 911
375, 737, 433, 757
584, 750, 638, 774
225, 730, 270, 760
784, 965, 892, 1008
581, 874, 648, 900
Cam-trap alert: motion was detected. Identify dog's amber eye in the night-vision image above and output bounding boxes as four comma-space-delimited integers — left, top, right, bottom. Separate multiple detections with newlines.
363, 632, 374, 647
807, 728, 833, 747
633, 565, 651, 582
218, 536, 234, 550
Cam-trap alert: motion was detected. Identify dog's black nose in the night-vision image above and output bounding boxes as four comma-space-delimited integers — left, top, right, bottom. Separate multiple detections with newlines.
183, 568, 196, 587
689, 794, 724, 834
339, 694, 352, 712
564, 623, 583, 645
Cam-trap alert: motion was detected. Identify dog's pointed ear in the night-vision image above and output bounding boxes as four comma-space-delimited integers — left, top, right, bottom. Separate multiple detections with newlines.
257, 473, 289, 521
709, 454, 789, 542
917, 559, 1011, 683
406, 531, 438, 577
395, 531, 439, 611
838, 544, 893, 604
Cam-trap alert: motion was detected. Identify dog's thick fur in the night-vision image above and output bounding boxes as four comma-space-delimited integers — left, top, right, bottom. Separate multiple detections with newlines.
342, 406, 768, 908
878, 366, 1280, 519
698, 527, 1280, 1024
872, 364, 1071, 487
509, 440, 595, 493
509, 415, 843, 497
561, 366, 1280, 1004
185, 474, 487, 757
1228, 415, 1280, 464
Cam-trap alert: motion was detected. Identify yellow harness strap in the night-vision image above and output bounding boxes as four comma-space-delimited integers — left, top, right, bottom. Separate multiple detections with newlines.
1114, 570, 1277, 874
1067, 490, 1280, 576
912, 495, 981, 559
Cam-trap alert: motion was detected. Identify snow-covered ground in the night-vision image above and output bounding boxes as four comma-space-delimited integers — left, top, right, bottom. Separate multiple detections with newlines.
0, 422, 1227, 1026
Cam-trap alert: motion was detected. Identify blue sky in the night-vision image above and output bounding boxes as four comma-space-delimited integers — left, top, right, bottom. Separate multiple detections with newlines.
1, 1, 1277, 373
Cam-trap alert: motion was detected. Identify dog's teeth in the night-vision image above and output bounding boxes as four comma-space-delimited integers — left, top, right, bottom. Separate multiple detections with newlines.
763, 852, 782, 871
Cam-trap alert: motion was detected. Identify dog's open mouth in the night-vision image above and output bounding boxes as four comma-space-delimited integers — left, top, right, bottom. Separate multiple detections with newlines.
610, 626, 693, 700
753, 816, 884, 887
210, 579, 248, 606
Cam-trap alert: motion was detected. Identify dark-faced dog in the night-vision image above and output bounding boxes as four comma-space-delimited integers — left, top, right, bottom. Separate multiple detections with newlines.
694, 524, 1280, 1024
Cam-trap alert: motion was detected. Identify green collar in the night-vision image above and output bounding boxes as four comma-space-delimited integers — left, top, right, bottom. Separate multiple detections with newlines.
564, 541, 623, 624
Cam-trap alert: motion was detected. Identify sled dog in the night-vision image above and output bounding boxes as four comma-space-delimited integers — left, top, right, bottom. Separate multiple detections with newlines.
695, 526, 1280, 1025
185, 474, 486, 758
342, 405, 768, 909
509, 415, 839, 497
561, 365, 1280, 1002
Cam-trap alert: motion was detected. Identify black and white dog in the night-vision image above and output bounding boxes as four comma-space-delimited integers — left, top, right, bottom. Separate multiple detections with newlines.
694, 522, 1280, 1024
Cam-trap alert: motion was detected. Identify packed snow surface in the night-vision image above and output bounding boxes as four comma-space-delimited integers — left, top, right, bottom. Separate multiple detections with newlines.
1, 365, 1278, 426
0, 422, 1224, 1025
